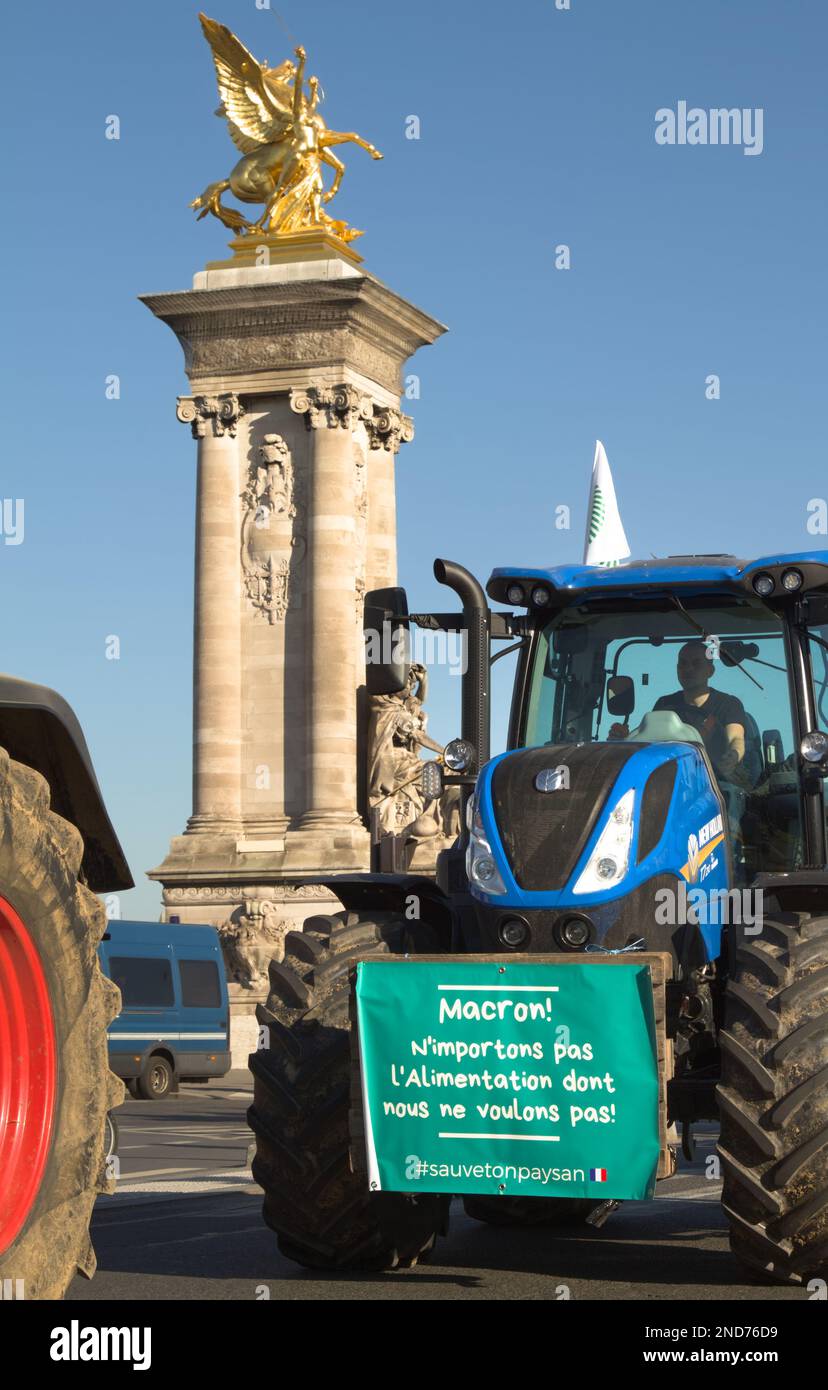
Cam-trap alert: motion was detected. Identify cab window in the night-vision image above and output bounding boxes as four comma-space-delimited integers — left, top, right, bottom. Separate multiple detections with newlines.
523, 596, 803, 873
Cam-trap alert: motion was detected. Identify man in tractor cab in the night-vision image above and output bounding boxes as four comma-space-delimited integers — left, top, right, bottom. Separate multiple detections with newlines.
611, 639, 756, 787
654, 640, 748, 781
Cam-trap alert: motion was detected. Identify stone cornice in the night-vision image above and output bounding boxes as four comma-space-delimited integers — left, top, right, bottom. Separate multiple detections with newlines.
141, 273, 447, 397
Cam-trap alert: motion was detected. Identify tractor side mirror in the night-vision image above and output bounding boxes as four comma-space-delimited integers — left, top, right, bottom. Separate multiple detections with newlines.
364, 587, 411, 695
721, 641, 760, 667
607, 675, 635, 719
763, 728, 784, 767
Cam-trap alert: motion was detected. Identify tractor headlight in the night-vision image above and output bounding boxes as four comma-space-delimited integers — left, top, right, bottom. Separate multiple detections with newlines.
499, 916, 530, 948
506, 584, 525, 605
782, 568, 804, 592
465, 793, 507, 895
421, 761, 444, 803
752, 572, 775, 597
801, 731, 828, 766
444, 738, 475, 772
572, 788, 635, 895
556, 915, 592, 949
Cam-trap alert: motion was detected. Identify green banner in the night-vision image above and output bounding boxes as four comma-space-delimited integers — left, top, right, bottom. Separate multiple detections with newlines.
355, 958, 660, 1200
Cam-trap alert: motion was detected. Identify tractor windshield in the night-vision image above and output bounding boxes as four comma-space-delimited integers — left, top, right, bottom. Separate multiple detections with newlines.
522, 594, 803, 874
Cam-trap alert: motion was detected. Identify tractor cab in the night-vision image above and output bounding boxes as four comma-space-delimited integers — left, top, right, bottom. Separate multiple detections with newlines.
483, 552, 828, 921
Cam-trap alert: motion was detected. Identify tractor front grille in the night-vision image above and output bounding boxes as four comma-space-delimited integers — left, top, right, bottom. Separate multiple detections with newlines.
491, 743, 639, 892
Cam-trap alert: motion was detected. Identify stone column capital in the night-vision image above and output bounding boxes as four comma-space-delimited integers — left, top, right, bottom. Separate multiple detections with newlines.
289, 384, 373, 432
177, 393, 245, 439
364, 405, 415, 454
289, 385, 414, 453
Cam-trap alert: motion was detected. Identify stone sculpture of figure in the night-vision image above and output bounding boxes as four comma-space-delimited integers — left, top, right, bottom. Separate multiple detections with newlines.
240, 434, 301, 623
219, 900, 287, 989
368, 664, 460, 840
257, 433, 294, 518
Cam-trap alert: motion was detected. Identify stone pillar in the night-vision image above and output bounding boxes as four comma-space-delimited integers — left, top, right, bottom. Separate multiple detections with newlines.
177, 394, 244, 832
141, 257, 446, 946
365, 407, 413, 591
290, 386, 369, 829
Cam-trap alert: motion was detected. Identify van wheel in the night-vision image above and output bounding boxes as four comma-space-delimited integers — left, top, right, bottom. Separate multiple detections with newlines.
104, 1112, 119, 1163
137, 1056, 173, 1100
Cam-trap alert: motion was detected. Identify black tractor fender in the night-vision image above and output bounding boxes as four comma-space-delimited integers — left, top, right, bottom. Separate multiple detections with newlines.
0, 674, 133, 893
309, 872, 464, 949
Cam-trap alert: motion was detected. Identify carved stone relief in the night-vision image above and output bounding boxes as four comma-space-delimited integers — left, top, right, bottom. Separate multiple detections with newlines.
240, 432, 306, 623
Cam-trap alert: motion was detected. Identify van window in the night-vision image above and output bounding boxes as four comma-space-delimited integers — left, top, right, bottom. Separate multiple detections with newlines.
179, 959, 222, 1008
110, 957, 174, 1008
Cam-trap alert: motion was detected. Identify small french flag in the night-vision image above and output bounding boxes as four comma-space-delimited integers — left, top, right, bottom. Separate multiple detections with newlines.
590, 1167, 607, 1183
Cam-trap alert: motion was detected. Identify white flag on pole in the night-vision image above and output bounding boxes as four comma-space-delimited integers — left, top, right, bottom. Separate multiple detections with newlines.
583, 440, 631, 567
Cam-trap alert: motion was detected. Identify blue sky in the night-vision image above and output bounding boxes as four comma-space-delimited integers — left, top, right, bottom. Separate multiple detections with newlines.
2, 0, 826, 917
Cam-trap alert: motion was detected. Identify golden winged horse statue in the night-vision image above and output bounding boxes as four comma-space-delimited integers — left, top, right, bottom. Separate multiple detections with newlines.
190, 14, 383, 241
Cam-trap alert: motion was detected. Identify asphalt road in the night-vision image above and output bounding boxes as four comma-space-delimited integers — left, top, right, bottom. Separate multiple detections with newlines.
95, 1072, 255, 1198
65, 1075, 809, 1302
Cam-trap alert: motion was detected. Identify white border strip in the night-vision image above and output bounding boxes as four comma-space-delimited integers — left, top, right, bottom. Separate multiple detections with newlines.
355, 969, 382, 1192
107, 1032, 227, 1041
438, 1132, 561, 1141
436, 985, 559, 992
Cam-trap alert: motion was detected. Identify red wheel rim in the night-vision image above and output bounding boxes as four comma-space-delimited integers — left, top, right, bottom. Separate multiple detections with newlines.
0, 895, 57, 1253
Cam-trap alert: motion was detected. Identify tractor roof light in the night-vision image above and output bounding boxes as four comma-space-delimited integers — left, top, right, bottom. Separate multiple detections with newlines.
752, 572, 775, 597
531, 585, 551, 608
506, 583, 525, 606
572, 788, 635, 896
781, 568, 804, 592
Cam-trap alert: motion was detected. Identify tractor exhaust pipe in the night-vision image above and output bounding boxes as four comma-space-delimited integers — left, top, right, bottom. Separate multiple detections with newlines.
433, 558, 490, 772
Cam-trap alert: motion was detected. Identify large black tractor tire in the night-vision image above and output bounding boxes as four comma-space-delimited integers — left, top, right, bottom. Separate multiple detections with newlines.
248, 910, 449, 1271
463, 1196, 602, 1227
718, 910, 828, 1284
0, 747, 123, 1300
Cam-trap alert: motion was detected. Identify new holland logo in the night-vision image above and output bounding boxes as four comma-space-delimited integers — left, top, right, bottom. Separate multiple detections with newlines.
535, 766, 568, 793
681, 814, 724, 882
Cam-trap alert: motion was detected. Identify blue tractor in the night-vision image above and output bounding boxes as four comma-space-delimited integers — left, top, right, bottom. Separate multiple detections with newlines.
249, 551, 828, 1283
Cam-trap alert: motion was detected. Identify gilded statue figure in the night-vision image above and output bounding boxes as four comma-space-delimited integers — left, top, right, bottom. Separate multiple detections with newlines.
191, 14, 383, 242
